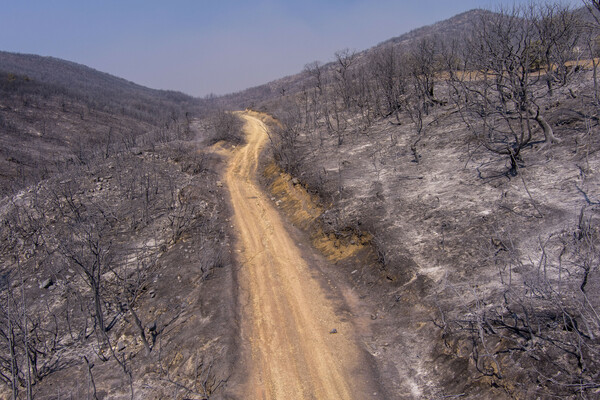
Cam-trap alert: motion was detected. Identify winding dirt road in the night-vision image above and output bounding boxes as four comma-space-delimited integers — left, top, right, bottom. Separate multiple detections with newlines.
226, 112, 375, 399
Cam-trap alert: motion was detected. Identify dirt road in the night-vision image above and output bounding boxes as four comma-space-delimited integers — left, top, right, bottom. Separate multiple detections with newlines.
225, 112, 376, 399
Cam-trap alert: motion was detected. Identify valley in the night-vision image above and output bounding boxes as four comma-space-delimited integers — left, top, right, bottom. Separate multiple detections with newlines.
1, 2, 600, 399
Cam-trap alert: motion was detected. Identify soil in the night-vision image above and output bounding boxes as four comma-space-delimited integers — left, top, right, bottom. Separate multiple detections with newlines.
223, 111, 383, 399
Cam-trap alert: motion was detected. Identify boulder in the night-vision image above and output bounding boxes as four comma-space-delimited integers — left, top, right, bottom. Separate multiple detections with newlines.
40, 278, 53, 289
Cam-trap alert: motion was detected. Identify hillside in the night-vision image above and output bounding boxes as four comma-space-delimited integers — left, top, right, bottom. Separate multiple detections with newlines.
0, 52, 205, 197
377, 9, 491, 47
220, 6, 597, 112
216, 9, 492, 111
0, 52, 242, 398
0, 51, 195, 117
248, 4, 600, 399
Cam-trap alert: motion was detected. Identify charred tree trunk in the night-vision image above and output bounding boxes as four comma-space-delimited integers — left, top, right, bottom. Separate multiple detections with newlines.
128, 305, 151, 355
534, 110, 560, 144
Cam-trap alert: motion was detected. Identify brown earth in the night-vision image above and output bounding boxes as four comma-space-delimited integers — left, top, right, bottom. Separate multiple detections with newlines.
224, 111, 381, 399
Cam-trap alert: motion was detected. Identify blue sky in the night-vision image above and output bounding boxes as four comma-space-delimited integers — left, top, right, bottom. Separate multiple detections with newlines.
0, 0, 584, 97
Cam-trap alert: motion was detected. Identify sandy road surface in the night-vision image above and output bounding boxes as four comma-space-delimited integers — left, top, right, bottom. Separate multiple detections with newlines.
226, 112, 375, 399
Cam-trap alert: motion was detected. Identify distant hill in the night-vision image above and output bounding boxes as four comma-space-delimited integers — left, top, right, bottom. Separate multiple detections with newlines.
377, 8, 491, 47
0, 51, 199, 123
0, 51, 202, 196
217, 9, 491, 110
219, 6, 592, 111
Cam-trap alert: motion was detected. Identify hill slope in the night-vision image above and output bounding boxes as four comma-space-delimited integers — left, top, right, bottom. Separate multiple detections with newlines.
0, 52, 202, 196
0, 51, 194, 117
217, 9, 490, 110
248, 4, 600, 398
0, 52, 240, 399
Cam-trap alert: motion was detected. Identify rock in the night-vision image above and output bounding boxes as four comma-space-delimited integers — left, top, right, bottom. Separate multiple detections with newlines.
291, 177, 299, 185
329, 328, 338, 334
40, 278, 53, 289
216, 181, 223, 188
117, 341, 126, 352
148, 321, 157, 332
149, 289, 156, 298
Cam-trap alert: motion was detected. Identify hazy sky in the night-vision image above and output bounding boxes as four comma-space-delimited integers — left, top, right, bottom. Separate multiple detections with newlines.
0, 0, 584, 97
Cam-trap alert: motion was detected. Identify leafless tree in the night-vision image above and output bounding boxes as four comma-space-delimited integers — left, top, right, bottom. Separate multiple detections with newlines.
324, 92, 349, 146
208, 110, 244, 145
59, 209, 113, 338
167, 200, 198, 245
0, 274, 21, 400
583, 0, 600, 26
83, 356, 99, 400
0, 198, 63, 398
535, 3, 582, 95
369, 45, 407, 122
404, 56, 432, 164
333, 49, 358, 110
586, 33, 600, 103
408, 36, 442, 115
268, 104, 305, 175
303, 61, 328, 142
111, 250, 155, 355
447, 4, 580, 175
583, 0, 600, 102
353, 65, 377, 130
439, 210, 600, 397
304, 61, 326, 97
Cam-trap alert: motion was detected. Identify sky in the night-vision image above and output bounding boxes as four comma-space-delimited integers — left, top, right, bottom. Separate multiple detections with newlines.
0, 0, 585, 97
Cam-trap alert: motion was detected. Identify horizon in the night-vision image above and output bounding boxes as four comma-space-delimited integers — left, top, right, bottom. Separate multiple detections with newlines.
0, 0, 584, 97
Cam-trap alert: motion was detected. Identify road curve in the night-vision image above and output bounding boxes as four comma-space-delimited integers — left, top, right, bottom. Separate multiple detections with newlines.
226, 111, 373, 399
